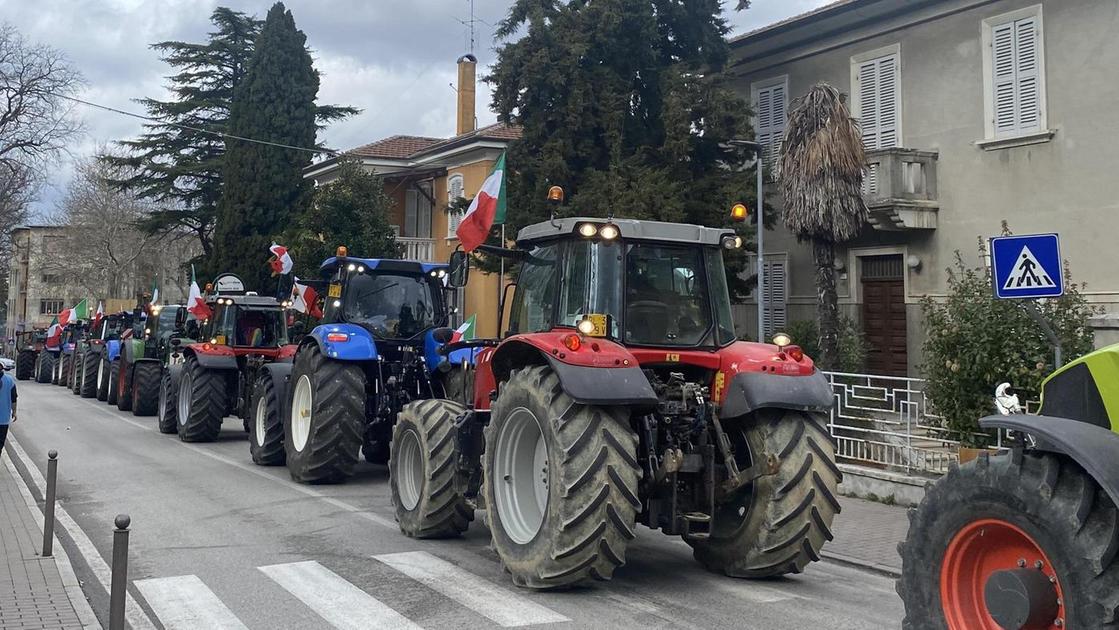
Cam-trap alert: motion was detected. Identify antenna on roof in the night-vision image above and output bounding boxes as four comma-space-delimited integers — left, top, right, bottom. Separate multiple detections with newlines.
454, 0, 491, 57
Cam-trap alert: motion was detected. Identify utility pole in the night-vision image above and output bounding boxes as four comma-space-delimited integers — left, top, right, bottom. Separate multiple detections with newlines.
728, 139, 766, 342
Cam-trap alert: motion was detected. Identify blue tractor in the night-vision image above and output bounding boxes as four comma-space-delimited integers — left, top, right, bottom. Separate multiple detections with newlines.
250, 248, 474, 484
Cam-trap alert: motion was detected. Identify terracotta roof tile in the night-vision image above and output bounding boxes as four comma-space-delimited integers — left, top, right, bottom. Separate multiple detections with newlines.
346, 135, 442, 159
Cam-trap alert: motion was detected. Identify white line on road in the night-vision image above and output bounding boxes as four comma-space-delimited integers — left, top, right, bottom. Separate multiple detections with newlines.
68, 394, 399, 530
5, 432, 157, 630
134, 575, 249, 630
259, 560, 422, 630
375, 551, 570, 627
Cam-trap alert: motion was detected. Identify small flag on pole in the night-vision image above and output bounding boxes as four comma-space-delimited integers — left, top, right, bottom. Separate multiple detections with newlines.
58, 299, 88, 327
456, 152, 507, 252
46, 316, 61, 347
290, 276, 323, 318
450, 314, 476, 343
269, 243, 294, 275
92, 301, 105, 329
150, 278, 160, 305
187, 265, 212, 320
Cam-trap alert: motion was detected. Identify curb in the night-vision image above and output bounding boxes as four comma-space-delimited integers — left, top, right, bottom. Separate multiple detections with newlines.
821, 549, 902, 579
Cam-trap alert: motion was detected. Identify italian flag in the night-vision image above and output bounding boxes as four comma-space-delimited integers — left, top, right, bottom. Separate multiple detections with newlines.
92, 301, 105, 329
46, 316, 61, 347
58, 299, 88, 327
290, 276, 322, 319
456, 152, 506, 252
269, 242, 293, 275
150, 278, 160, 305
187, 265, 212, 320
451, 314, 476, 343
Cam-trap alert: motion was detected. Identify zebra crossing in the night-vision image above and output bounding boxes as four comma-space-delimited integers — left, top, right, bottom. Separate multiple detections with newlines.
134, 551, 571, 629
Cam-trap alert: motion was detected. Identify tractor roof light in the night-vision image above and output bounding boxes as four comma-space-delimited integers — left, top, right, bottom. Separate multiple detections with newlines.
336, 245, 348, 257
547, 186, 565, 203
577, 318, 596, 335
599, 224, 620, 240
578, 223, 598, 238
435, 269, 447, 278
721, 234, 742, 250
772, 332, 792, 348
731, 203, 749, 222
347, 263, 356, 272
357, 266, 365, 273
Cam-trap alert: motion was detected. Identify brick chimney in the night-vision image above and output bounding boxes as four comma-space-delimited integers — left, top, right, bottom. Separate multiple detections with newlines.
456, 54, 477, 135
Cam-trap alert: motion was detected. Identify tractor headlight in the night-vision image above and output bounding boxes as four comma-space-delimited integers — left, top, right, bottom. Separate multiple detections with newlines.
599, 224, 619, 240
347, 263, 356, 272
772, 332, 792, 348
436, 269, 447, 279
577, 319, 596, 335
722, 234, 741, 250
357, 266, 365, 273
578, 223, 598, 238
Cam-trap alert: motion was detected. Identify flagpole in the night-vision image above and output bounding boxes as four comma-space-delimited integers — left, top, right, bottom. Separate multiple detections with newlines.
498, 224, 506, 334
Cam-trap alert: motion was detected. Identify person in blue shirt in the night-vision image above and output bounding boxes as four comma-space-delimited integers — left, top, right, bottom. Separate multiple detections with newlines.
0, 362, 17, 453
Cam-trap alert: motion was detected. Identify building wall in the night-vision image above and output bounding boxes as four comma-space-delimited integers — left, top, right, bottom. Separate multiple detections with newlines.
730, 0, 1119, 374
6, 227, 68, 338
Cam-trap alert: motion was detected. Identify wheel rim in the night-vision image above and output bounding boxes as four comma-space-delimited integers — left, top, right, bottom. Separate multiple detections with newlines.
178, 369, 192, 425
941, 518, 1065, 630
396, 429, 424, 511
291, 375, 313, 453
254, 395, 268, 447
493, 406, 548, 544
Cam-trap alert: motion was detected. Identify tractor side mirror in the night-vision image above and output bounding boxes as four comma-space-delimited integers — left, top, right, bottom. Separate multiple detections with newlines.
448, 251, 469, 288
432, 327, 455, 344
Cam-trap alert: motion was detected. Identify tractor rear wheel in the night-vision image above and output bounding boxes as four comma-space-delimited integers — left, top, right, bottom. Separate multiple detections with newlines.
157, 365, 180, 434
688, 410, 841, 578
250, 370, 285, 466
70, 353, 82, 394
107, 361, 120, 405
58, 354, 70, 387
79, 350, 98, 398
131, 362, 160, 416
177, 356, 227, 442
51, 355, 61, 384
439, 366, 475, 406
484, 365, 640, 589
283, 344, 364, 484
15, 350, 35, 380
898, 450, 1119, 630
96, 355, 111, 401
390, 399, 474, 538
115, 359, 133, 411
36, 353, 54, 384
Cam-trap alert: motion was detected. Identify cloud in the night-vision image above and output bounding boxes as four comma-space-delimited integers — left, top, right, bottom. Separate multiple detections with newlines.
2, 0, 832, 218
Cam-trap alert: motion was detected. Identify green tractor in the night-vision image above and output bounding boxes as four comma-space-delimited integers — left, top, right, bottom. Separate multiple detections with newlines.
899, 346, 1119, 629
110, 305, 176, 416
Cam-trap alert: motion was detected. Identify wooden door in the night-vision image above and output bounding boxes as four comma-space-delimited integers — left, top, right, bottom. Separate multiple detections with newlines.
861, 256, 907, 376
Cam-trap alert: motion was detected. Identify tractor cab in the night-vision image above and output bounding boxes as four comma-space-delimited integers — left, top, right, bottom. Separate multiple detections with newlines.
197, 277, 289, 353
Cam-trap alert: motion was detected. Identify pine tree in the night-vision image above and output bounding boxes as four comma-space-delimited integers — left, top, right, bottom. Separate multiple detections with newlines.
489, 0, 761, 295
286, 160, 400, 277
210, 2, 334, 290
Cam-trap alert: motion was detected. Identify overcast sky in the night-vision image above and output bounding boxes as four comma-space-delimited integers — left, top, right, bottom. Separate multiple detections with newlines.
3, 0, 831, 218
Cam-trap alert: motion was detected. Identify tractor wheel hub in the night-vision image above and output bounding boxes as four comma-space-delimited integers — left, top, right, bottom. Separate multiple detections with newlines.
984, 568, 1059, 630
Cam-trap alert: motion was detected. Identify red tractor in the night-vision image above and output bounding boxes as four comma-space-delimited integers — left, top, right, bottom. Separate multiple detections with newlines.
389, 215, 841, 588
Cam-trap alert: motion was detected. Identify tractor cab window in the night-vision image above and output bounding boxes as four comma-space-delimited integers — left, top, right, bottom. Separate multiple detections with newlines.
155, 309, 178, 338
510, 243, 559, 335
344, 272, 438, 340
624, 244, 712, 346
705, 251, 737, 346
560, 240, 622, 338
208, 304, 236, 345
236, 308, 287, 347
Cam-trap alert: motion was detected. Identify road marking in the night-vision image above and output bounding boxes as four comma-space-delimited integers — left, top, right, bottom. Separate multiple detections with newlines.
1, 449, 102, 630
68, 393, 398, 529
375, 551, 570, 627
5, 431, 157, 630
259, 560, 422, 630
134, 575, 248, 630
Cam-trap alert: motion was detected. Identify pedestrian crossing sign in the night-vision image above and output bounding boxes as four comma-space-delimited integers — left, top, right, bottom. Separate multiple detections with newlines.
990, 233, 1064, 299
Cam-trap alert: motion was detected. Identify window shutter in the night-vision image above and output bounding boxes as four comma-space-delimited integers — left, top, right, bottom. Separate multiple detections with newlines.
857, 54, 899, 196
877, 56, 898, 148
763, 258, 788, 338
754, 80, 787, 175
1015, 17, 1040, 131
992, 21, 1017, 135
858, 60, 880, 151
447, 175, 466, 236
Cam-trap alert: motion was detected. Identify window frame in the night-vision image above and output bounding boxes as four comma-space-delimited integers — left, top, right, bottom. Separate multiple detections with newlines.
39, 299, 63, 315
750, 75, 788, 177
980, 5, 1050, 147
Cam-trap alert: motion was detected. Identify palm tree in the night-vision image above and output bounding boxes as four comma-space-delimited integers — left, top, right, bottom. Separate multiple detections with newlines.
777, 84, 868, 368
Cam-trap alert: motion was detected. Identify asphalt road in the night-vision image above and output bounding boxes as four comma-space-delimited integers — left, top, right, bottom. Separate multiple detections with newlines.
8, 381, 904, 629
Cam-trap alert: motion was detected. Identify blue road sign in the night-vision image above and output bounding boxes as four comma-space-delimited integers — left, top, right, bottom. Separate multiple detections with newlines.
990, 233, 1063, 299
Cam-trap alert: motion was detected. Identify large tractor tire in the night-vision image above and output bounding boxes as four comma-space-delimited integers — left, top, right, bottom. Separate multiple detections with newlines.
96, 355, 111, 401
898, 451, 1119, 630
156, 365, 180, 434
115, 358, 133, 411
15, 350, 35, 381
70, 353, 82, 394
51, 355, 61, 384
131, 362, 161, 416
688, 410, 841, 578
249, 370, 285, 466
390, 399, 474, 538
36, 353, 54, 383
57, 354, 70, 387
107, 361, 120, 405
177, 356, 227, 442
79, 350, 98, 398
283, 344, 364, 484
440, 366, 475, 406
484, 365, 640, 589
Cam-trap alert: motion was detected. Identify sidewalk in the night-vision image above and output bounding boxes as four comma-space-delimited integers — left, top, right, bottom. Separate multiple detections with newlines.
0, 449, 99, 629
823, 495, 910, 576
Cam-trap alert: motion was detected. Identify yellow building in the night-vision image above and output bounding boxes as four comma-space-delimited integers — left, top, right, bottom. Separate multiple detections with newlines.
305, 54, 519, 338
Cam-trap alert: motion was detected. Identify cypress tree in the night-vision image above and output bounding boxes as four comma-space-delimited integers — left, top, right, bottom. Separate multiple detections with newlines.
211, 2, 326, 290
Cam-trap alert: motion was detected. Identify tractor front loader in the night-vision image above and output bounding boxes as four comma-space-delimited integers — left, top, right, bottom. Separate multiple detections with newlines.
899, 347, 1119, 630
390, 213, 841, 589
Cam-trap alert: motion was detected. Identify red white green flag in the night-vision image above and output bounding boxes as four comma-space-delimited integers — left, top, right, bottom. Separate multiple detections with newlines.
187, 265, 212, 320
456, 152, 506, 252
58, 299, 88, 327
46, 316, 61, 347
92, 301, 104, 329
290, 276, 323, 319
450, 314, 476, 343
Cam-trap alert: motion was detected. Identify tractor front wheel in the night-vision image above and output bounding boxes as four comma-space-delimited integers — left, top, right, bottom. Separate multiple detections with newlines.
70, 353, 82, 394
176, 356, 227, 442
58, 354, 70, 387
131, 362, 161, 416
157, 365, 180, 434
898, 451, 1119, 629
36, 353, 54, 384
15, 350, 35, 380
79, 350, 98, 398
107, 361, 120, 405
283, 344, 364, 484
688, 410, 841, 578
390, 399, 473, 538
249, 370, 285, 466
96, 355, 111, 401
116, 359, 133, 411
484, 365, 640, 589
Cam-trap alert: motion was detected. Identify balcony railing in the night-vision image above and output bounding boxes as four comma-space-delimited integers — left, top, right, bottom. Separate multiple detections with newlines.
864, 148, 939, 231
397, 236, 436, 262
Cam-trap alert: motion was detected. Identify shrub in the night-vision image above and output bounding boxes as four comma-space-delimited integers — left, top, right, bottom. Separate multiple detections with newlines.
921, 241, 1098, 443
785, 316, 868, 373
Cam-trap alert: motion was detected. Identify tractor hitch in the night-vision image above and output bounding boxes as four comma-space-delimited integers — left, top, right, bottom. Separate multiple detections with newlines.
719, 453, 780, 496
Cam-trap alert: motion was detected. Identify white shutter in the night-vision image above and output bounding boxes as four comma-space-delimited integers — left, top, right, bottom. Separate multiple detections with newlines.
753, 79, 787, 175
990, 15, 1041, 137
763, 258, 788, 338
1015, 17, 1040, 131
877, 56, 898, 148
447, 175, 466, 237
856, 53, 899, 196
992, 22, 1017, 134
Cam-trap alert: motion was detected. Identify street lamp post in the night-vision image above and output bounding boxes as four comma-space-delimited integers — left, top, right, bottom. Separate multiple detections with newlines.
729, 139, 766, 342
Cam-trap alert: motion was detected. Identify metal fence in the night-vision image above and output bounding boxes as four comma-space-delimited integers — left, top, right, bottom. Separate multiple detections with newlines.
822, 371, 1024, 476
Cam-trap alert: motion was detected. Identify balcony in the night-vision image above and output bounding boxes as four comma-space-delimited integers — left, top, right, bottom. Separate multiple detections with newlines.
397, 236, 436, 262
864, 148, 939, 231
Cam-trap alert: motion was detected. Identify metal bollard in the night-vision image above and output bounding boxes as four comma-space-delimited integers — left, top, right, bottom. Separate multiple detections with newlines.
109, 514, 130, 630
42, 450, 58, 557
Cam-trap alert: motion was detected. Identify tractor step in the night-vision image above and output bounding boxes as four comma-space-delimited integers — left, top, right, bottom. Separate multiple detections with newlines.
682, 512, 712, 541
